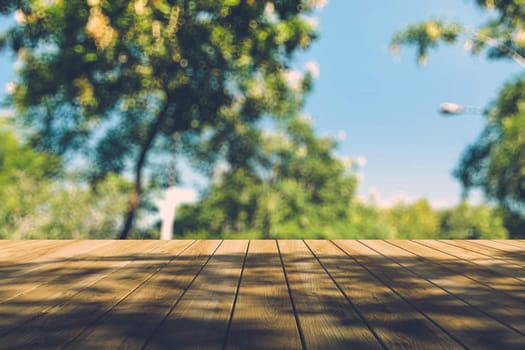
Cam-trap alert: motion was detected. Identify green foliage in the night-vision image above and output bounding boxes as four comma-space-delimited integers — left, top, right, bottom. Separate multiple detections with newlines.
392, 1, 525, 237
437, 201, 508, 239
0, 121, 132, 238
382, 199, 439, 239
391, 1, 525, 66
0, 172, 132, 239
391, 19, 463, 65
345, 202, 391, 239
1, 0, 320, 238
174, 117, 358, 239
0, 120, 59, 238
454, 75, 525, 237
455, 75, 525, 211
36, 174, 132, 239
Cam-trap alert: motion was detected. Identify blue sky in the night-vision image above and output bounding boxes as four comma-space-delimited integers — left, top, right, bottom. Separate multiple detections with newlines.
294, 0, 523, 208
0, 1, 523, 209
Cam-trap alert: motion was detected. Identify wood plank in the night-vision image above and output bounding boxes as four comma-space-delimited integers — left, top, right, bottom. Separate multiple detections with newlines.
476, 240, 525, 254
0, 240, 31, 250
335, 240, 525, 349
497, 240, 525, 248
463, 240, 525, 260
0, 240, 208, 350
407, 240, 525, 301
306, 240, 462, 349
0, 240, 111, 278
143, 240, 247, 350
0, 240, 78, 266
62, 240, 220, 350
0, 240, 171, 336
422, 240, 525, 282
226, 240, 302, 350
379, 240, 525, 334
0, 240, 112, 303
278, 240, 383, 349
445, 240, 525, 263
0, 240, 21, 246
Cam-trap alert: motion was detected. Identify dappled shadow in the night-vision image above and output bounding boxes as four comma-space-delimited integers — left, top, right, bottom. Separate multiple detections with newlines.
0, 240, 524, 349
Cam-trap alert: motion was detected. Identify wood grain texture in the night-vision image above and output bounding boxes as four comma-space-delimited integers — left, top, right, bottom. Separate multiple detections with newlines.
0, 240, 34, 251
336, 240, 525, 349
143, 240, 244, 350
0, 240, 80, 266
412, 240, 525, 299
0, 240, 23, 246
0, 240, 158, 336
475, 239, 525, 252
1, 240, 524, 350
496, 240, 525, 248
227, 240, 302, 350
0, 240, 112, 305
279, 240, 383, 349
0, 241, 178, 349
376, 240, 525, 335
459, 240, 525, 263
445, 240, 525, 264
61, 240, 201, 350
422, 240, 525, 282
306, 240, 461, 350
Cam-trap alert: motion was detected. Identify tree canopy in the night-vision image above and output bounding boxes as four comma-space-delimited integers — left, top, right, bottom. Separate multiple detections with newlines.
0, 119, 131, 239
391, 0, 525, 237
0, 0, 321, 238
174, 117, 358, 239
390, 0, 524, 67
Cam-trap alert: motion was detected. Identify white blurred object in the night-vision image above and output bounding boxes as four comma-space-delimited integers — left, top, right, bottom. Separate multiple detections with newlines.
159, 187, 197, 240
5, 81, 16, 95
439, 102, 482, 116
305, 60, 320, 78
439, 102, 463, 115
355, 156, 367, 167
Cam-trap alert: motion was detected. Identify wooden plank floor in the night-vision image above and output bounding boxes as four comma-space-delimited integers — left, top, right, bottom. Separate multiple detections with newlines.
0, 240, 524, 349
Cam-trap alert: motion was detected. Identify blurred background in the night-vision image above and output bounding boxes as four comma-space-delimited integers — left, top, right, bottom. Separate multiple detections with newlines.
0, 0, 523, 239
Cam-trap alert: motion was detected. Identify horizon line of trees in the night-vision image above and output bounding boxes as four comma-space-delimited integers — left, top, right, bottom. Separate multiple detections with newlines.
0, 0, 523, 240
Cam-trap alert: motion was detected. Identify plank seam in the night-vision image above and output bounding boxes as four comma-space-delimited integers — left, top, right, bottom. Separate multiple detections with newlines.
303, 240, 388, 350
439, 240, 520, 264
58, 240, 197, 350
221, 240, 251, 350
412, 240, 525, 287
140, 240, 224, 350
470, 240, 525, 255
0, 240, 169, 338
363, 240, 525, 338
0, 240, 114, 281
402, 241, 523, 302
1, 240, 79, 260
331, 240, 469, 350
276, 240, 307, 350
490, 240, 525, 249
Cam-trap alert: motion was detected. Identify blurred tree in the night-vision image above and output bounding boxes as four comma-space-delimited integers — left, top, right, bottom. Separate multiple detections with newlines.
0, 0, 320, 238
437, 201, 508, 239
345, 201, 391, 239
383, 199, 439, 239
454, 76, 525, 236
390, 1, 524, 66
0, 119, 60, 238
174, 117, 358, 239
0, 120, 130, 238
391, 0, 525, 237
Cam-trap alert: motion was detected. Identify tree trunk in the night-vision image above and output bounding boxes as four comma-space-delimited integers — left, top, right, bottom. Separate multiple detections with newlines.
118, 181, 141, 239
118, 101, 171, 239
262, 212, 272, 239
118, 149, 146, 240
